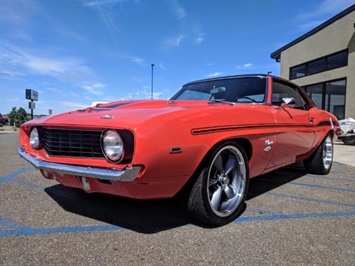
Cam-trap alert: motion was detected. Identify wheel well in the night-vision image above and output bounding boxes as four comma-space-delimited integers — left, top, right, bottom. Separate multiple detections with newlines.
207, 138, 252, 162
322, 130, 335, 143
328, 130, 335, 138
228, 138, 252, 161
176, 137, 253, 197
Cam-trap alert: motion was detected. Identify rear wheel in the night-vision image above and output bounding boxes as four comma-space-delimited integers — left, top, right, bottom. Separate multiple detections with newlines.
304, 133, 333, 174
187, 142, 249, 226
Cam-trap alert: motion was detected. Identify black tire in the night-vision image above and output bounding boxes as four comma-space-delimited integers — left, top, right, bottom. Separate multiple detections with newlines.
304, 133, 333, 175
186, 142, 249, 226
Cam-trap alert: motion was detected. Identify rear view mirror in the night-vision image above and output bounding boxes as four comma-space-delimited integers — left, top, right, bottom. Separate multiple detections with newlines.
210, 86, 226, 94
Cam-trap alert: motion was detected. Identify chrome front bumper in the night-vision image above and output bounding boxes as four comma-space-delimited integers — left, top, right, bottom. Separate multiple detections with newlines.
18, 147, 140, 182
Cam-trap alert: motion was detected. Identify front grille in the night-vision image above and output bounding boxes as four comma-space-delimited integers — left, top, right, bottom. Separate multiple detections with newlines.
41, 128, 104, 158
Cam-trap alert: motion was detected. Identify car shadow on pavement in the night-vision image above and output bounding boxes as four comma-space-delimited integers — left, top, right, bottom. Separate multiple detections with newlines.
247, 162, 308, 200
44, 163, 308, 233
45, 185, 192, 234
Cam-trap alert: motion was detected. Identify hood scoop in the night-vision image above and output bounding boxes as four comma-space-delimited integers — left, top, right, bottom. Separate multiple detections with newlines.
75, 101, 135, 113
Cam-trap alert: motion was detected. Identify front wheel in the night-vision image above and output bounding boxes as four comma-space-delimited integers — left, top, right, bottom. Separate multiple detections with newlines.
304, 133, 333, 175
187, 142, 249, 226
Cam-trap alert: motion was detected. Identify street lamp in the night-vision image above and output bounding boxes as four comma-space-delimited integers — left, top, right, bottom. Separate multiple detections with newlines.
151, 64, 155, 100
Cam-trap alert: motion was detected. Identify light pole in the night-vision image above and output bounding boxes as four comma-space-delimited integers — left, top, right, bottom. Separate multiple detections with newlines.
151, 64, 155, 100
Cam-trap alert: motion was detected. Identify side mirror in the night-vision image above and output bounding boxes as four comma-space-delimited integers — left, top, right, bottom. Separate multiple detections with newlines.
281, 97, 296, 108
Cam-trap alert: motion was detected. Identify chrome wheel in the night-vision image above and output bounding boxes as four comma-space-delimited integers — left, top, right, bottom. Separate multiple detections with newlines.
186, 142, 249, 226
304, 133, 333, 175
323, 135, 333, 170
207, 145, 246, 217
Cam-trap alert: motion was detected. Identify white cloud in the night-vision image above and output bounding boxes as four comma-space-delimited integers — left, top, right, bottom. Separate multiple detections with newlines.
47, 87, 80, 98
130, 56, 145, 66
82, 0, 128, 48
0, 0, 42, 27
54, 28, 87, 44
298, 20, 325, 30
237, 63, 253, 69
164, 2, 204, 48
70, 92, 81, 98
29, 99, 90, 114
26, 57, 90, 76
78, 82, 106, 95
60, 101, 89, 110
1, 45, 92, 80
191, 23, 205, 45
195, 34, 205, 45
164, 34, 185, 48
301, 0, 354, 19
115, 53, 146, 66
207, 72, 222, 78
176, 7, 186, 20
82, 0, 127, 8
297, 0, 354, 30
47, 87, 64, 94
169, 0, 186, 20
158, 63, 166, 69
0, 69, 24, 80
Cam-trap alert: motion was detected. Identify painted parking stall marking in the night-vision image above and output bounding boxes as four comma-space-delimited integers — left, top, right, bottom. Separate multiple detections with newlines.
0, 163, 354, 237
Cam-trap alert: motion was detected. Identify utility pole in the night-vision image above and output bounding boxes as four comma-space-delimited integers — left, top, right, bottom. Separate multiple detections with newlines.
151, 64, 155, 100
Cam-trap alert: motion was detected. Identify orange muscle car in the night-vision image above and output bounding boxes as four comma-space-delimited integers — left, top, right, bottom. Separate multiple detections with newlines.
18, 74, 340, 225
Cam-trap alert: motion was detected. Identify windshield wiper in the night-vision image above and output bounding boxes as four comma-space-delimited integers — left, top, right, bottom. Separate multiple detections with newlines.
208, 99, 236, 106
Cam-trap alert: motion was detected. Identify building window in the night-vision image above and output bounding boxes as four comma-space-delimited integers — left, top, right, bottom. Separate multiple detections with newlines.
290, 65, 306, 79
306, 83, 323, 108
289, 50, 348, 80
325, 79, 346, 120
327, 51, 348, 70
303, 78, 346, 119
307, 58, 325, 75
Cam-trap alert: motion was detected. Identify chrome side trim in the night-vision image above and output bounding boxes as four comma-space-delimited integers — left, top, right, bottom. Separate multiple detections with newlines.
18, 147, 140, 182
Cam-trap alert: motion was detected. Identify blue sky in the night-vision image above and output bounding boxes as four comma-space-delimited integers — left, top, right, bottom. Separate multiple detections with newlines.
1, 0, 354, 115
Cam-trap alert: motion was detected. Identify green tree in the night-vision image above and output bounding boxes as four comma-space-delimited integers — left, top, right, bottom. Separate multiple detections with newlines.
7, 107, 17, 126
7, 107, 29, 127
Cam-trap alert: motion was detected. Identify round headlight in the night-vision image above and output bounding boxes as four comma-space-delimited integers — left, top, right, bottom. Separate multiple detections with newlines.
101, 129, 124, 162
30, 127, 40, 149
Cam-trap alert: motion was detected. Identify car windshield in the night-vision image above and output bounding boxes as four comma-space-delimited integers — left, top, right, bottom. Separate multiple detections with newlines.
170, 76, 267, 103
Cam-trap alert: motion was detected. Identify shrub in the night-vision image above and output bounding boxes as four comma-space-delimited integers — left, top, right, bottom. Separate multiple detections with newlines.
7, 107, 29, 127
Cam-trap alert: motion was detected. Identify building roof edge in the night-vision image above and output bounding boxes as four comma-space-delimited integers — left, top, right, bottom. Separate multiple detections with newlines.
270, 4, 355, 61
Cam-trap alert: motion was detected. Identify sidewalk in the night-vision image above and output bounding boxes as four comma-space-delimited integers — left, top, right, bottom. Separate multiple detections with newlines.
334, 141, 355, 167
0, 125, 18, 133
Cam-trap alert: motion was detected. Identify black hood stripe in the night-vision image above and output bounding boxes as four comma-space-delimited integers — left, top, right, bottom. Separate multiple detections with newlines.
97, 102, 134, 108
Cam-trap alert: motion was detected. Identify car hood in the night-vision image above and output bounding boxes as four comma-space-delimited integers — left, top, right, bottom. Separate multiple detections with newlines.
25, 100, 220, 127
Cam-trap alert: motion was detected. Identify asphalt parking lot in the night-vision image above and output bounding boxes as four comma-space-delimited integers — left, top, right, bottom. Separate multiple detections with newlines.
1, 132, 354, 265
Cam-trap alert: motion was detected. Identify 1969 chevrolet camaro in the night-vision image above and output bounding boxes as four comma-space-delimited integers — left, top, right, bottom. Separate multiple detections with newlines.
18, 74, 340, 226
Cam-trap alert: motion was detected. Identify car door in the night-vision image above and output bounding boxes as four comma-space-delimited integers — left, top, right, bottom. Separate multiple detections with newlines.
266, 78, 316, 169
